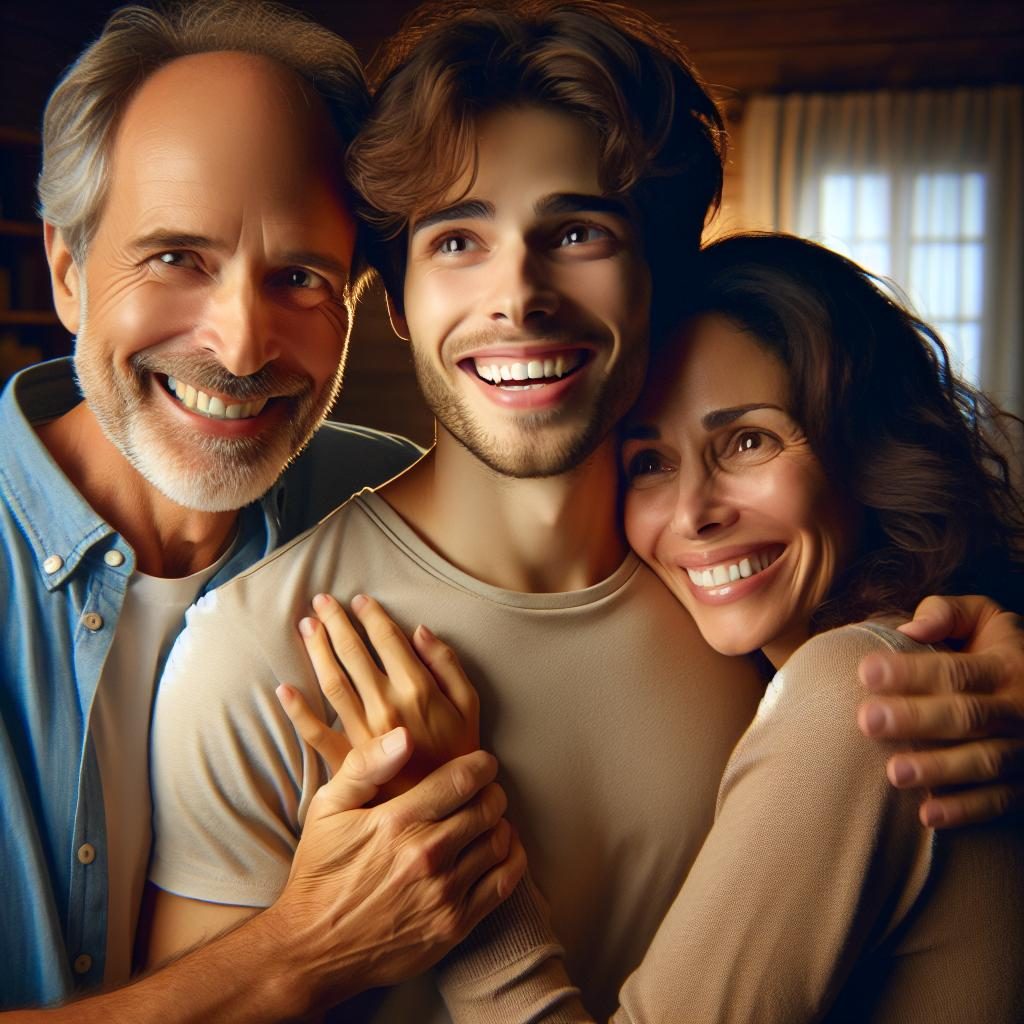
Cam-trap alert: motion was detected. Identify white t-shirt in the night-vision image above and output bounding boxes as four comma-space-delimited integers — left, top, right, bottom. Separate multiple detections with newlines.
90, 543, 232, 985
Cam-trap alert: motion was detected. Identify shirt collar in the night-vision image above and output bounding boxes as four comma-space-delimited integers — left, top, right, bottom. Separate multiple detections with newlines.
0, 358, 281, 591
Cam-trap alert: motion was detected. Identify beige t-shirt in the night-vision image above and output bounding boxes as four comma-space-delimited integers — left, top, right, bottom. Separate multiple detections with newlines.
149, 491, 762, 1020
438, 622, 1024, 1023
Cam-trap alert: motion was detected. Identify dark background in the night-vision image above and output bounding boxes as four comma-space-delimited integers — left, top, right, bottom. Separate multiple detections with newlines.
2, 0, 1022, 445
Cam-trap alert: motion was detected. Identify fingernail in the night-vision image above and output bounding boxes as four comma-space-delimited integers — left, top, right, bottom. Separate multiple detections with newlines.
312, 593, 332, 612
859, 657, 891, 691
890, 759, 916, 786
351, 593, 368, 612
416, 624, 435, 642
922, 802, 947, 827
298, 617, 317, 637
862, 703, 891, 736
381, 727, 406, 755
275, 684, 293, 703
899, 616, 938, 638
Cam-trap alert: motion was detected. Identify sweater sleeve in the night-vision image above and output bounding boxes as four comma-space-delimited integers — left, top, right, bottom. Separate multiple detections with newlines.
439, 623, 934, 1024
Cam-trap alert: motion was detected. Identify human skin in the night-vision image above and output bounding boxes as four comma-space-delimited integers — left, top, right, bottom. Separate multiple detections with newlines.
621, 312, 860, 669
7, 51, 522, 1022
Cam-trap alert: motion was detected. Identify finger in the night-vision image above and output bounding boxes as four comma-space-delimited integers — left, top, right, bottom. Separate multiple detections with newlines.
313, 593, 395, 726
418, 781, 508, 863
276, 683, 352, 774
350, 594, 434, 702
385, 749, 499, 826
896, 594, 987, 644
858, 649, 1003, 696
299, 614, 372, 745
459, 831, 528, 930
918, 781, 1024, 829
412, 624, 480, 723
886, 738, 1024, 791
316, 728, 413, 813
859, 693, 1024, 741
449, 818, 512, 894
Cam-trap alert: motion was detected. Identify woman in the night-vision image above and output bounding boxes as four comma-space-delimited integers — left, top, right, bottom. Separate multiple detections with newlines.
285, 233, 1024, 1021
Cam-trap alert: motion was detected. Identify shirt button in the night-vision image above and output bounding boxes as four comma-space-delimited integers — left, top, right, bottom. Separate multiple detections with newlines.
43, 554, 64, 574
73, 953, 92, 975
77, 843, 96, 865
82, 612, 104, 632
103, 550, 125, 567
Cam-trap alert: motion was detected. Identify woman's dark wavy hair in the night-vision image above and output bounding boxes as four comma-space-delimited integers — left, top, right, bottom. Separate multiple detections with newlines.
348, 0, 724, 319
670, 233, 1024, 629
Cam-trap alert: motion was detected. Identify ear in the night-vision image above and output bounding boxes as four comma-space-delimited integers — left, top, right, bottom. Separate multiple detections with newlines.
44, 223, 83, 334
385, 291, 410, 343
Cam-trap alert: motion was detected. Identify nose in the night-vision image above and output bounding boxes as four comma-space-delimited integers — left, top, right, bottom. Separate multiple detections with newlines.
670, 470, 739, 539
488, 241, 559, 328
200, 271, 280, 377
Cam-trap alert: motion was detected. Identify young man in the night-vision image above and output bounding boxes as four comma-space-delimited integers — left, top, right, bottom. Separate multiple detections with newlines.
146, 2, 1024, 1020
0, 3, 524, 1017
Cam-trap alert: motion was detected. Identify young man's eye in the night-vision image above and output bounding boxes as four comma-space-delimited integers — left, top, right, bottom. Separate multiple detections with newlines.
436, 234, 475, 255
559, 224, 609, 247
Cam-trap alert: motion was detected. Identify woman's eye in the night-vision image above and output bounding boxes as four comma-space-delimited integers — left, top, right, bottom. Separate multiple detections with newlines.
626, 450, 666, 479
725, 430, 782, 463
559, 224, 608, 247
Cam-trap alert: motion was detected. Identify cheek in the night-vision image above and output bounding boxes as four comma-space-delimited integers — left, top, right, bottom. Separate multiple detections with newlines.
624, 488, 666, 563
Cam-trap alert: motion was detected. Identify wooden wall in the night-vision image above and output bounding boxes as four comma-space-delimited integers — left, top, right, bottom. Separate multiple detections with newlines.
1, 0, 1021, 446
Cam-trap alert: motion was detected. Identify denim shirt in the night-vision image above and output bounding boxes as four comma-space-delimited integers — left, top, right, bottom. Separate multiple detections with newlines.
0, 359, 421, 1008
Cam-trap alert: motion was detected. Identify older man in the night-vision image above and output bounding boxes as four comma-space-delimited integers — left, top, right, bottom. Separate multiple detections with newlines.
0, 2, 523, 1017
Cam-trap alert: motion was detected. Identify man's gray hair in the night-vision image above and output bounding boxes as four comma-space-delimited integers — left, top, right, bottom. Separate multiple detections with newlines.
38, 0, 369, 264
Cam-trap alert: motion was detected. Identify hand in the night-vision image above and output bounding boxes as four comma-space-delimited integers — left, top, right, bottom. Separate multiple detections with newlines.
857, 595, 1024, 828
283, 592, 480, 792
270, 744, 525, 1008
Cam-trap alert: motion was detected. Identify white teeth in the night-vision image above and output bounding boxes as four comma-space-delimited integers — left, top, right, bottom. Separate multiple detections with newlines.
473, 351, 585, 386
686, 551, 780, 590
165, 376, 268, 421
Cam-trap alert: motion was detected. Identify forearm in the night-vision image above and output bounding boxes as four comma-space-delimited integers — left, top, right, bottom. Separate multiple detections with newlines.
4, 904, 337, 1024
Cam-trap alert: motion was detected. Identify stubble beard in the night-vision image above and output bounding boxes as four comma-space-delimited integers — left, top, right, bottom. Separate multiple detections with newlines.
412, 344, 646, 480
74, 303, 343, 513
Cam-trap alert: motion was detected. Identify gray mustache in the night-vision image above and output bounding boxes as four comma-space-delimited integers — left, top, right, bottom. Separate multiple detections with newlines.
132, 352, 310, 401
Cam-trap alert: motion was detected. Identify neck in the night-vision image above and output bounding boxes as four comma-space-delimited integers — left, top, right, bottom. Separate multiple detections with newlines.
37, 402, 239, 578
381, 427, 627, 593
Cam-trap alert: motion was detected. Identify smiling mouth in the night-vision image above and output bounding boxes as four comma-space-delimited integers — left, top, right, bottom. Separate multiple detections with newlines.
163, 375, 269, 420
685, 546, 785, 589
467, 351, 587, 390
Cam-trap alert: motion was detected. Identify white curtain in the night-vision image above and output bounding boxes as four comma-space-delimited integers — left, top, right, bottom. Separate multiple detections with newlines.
741, 87, 1023, 416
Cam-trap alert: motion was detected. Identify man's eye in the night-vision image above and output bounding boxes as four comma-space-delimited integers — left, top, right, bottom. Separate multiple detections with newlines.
559, 224, 608, 247
436, 235, 472, 255
155, 251, 199, 270
282, 268, 327, 290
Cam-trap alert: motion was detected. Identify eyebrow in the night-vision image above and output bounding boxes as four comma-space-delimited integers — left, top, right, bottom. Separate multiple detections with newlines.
623, 403, 786, 440
129, 231, 221, 252
128, 234, 349, 278
410, 192, 634, 237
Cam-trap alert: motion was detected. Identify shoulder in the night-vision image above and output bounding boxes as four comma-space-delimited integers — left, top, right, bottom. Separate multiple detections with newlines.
773, 620, 927, 713
276, 421, 423, 538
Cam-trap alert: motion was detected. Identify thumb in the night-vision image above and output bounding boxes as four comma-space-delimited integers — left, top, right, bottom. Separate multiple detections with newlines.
319, 727, 413, 812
